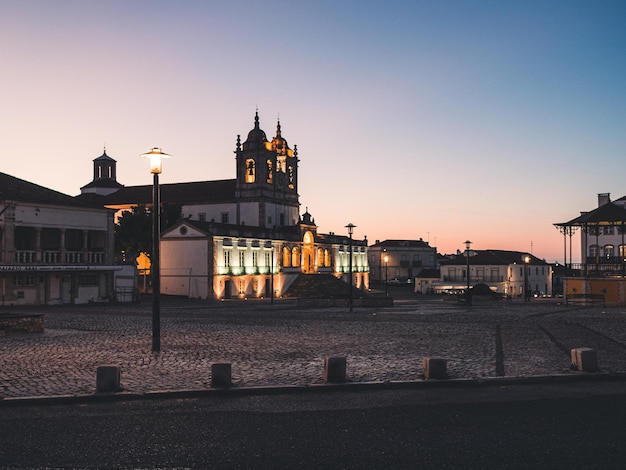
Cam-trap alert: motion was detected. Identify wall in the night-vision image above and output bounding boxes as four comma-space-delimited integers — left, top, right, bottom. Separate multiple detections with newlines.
161, 238, 209, 298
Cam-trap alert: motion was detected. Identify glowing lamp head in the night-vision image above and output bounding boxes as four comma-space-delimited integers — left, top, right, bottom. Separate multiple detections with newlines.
141, 147, 171, 174
524, 255, 531, 264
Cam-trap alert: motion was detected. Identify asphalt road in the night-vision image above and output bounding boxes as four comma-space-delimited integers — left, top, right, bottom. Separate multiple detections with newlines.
2, 382, 626, 469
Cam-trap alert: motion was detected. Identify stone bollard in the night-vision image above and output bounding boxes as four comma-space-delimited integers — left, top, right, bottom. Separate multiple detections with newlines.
324, 356, 347, 383
571, 348, 599, 372
423, 357, 448, 380
96, 365, 121, 393
211, 363, 232, 388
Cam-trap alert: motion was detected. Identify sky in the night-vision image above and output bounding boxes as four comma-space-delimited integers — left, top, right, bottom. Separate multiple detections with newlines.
1, 1, 625, 263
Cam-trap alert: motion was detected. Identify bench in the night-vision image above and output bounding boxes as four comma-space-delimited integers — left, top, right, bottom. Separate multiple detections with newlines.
566, 293, 605, 307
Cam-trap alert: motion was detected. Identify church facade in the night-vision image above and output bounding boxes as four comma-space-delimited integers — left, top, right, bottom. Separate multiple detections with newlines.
80, 113, 369, 299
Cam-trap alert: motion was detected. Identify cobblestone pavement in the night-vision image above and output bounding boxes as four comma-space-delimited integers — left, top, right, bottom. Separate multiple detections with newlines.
2, 293, 626, 399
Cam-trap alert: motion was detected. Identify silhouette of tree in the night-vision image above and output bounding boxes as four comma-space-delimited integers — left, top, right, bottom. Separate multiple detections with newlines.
115, 203, 182, 264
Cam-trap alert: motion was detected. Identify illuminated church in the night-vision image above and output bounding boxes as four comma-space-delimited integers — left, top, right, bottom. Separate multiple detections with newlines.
80, 112, 369, 299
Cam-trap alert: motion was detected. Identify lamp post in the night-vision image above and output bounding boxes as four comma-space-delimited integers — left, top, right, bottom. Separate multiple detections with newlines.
141, 147, 171, 352
346, 223, 356, 312
270, 247, 274, 304
384, 254, 389, 297
464, 240, 472, 305
523, 254, 531, 303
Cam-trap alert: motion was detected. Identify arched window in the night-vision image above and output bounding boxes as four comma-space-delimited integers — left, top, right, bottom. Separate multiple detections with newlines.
282, 246, 291, 267
266, 160, 273, 184
603, 245, 614, 259
324, 249, 331, 267
292, 247, 300, 267
245, 159, 255, 183
619, 244, 626, 258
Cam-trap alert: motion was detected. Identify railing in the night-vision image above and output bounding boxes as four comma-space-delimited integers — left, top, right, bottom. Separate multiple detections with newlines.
87, 252, 104, 264
15, 251, 35, 263
65, 251, 83, 264
42, 251, 60, 263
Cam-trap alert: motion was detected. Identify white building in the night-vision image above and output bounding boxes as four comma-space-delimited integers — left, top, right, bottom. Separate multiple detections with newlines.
555, 193, 626, 275
368, 239, 437, 285
435, 249, 552, 298
0, 172, 127, 305
79, 113, 370, 299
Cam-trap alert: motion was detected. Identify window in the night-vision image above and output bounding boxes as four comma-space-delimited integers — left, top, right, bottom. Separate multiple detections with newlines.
198, 213, 206, 222
252, 252, 258, 267
224, 250, 231, 268
221, 212, 229, 224
239, 251, 245, 266
620, 245, 626, 257
266, 160, 273, 184
291, 247, 300, 267
589, 245, 598, 257
288, 165, 294, 189
282, 247, 291, 267
603, 226, 614, 235
603, 245, 614, 259
245, 159, 255, 183
280, 213, 285, 226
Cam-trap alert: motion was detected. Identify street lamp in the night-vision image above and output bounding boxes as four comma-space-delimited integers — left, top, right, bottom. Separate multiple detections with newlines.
346, 223, 356, 312
523, 254, 531, 303
464, 240, 472, 305
384, 254, 389, 297
141, 147, 171, 352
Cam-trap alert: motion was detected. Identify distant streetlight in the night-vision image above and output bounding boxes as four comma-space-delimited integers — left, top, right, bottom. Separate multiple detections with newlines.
346, 223, 356, 312
141, 147, 171, 352
384, 253, 389, 297
465, 240, 472, 306
523, 254, 531, 303
270, 247, 274, 304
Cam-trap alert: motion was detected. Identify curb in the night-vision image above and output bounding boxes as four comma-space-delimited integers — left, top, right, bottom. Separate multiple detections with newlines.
3, 371, 626, 407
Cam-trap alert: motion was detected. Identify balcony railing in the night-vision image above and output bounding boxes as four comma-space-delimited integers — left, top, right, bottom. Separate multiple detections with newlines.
15, 251, 35, 263
65, 251, 83, 263
42, 251, 60, 263
87, 252, 104, 264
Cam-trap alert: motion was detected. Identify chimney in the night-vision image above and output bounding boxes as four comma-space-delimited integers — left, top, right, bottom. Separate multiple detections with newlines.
598, 193, 611, 207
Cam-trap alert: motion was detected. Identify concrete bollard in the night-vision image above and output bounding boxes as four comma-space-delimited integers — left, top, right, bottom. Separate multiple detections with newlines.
211, 363, 232, 388
96, 365, 121, 393
423, 357, 448, 380
324, 356, 347, 383
571, 348, 599, 372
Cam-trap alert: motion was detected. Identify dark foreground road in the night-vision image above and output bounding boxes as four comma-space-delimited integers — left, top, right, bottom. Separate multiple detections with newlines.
2, 382, 626, 469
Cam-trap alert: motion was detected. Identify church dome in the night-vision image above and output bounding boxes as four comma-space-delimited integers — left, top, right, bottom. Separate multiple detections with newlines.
271, 121, 291, 156
243, 111, 268, 150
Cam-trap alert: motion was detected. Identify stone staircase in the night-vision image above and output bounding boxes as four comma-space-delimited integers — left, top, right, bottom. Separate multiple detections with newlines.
283, 274, 365, 299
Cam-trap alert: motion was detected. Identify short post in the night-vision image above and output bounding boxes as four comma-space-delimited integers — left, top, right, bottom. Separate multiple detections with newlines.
211, 363, 232, 388
324, 356, 347, 383
423, 357, 448, 380
570, 348, 599, 372
96, 365, 121, 393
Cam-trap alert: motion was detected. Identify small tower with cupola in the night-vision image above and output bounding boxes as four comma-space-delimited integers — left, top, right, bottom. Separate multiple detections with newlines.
80, 148, 124, 196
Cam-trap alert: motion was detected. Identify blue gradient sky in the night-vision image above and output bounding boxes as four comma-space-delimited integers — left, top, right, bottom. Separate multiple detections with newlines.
1, 1, 624, 262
